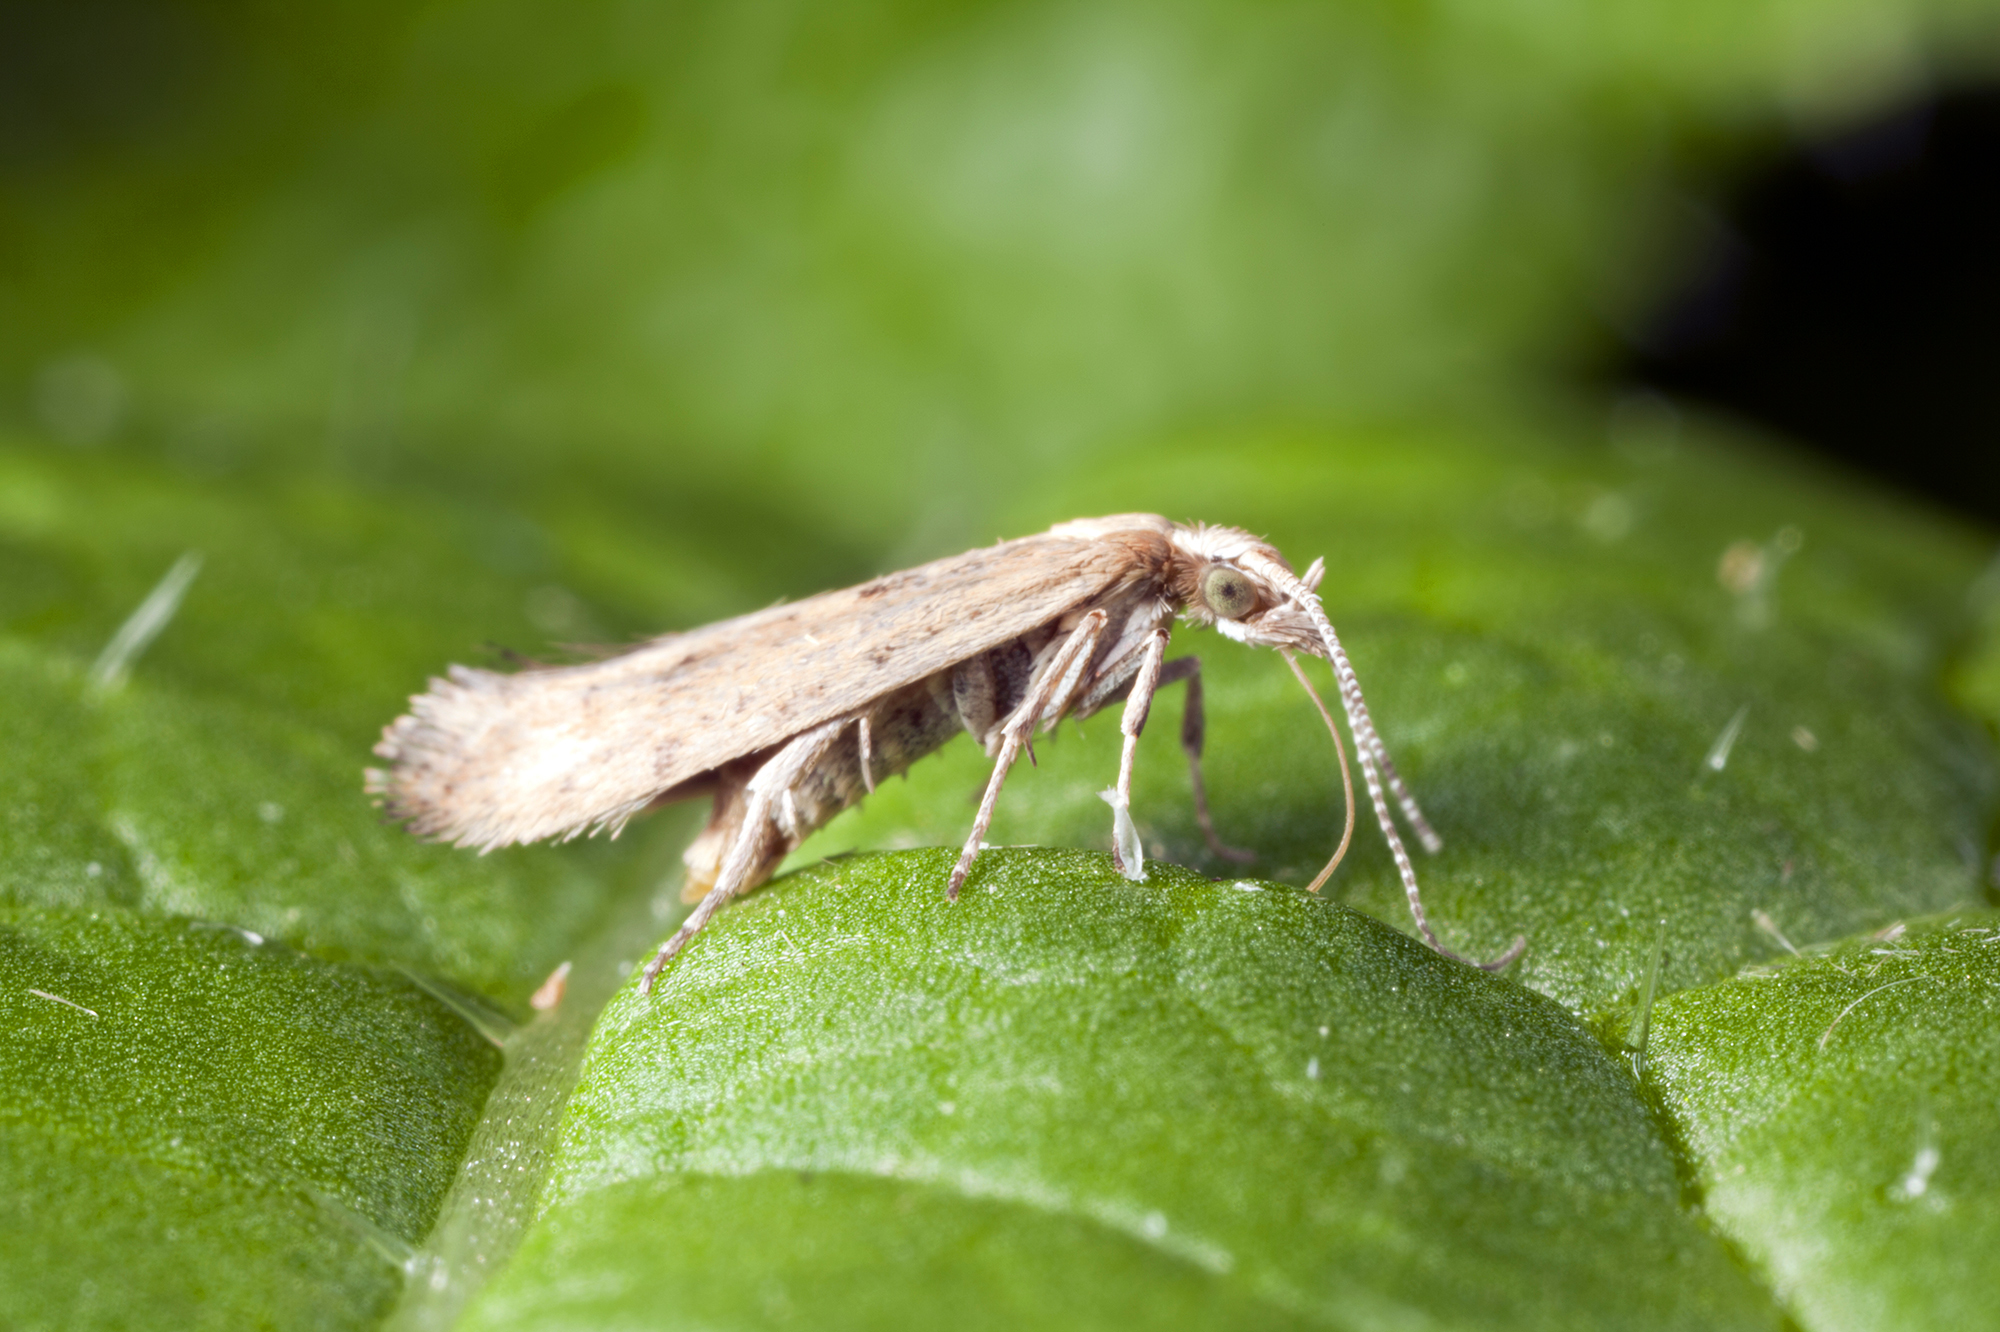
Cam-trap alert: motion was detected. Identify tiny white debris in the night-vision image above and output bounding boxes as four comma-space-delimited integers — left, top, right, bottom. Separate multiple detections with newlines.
1791, 726, 1818, 752
1318, 1025, 1329, 1038
1306, 1057, 1321, 1080
1897, 1145, 1941, 1199
530, 961, 572, 1012
258, 802, 285, 824
939, 1101, 956, 1116
1752, 909, 1799, 956
1704, 705, 1750, 772
84, 861, 103, 878
1232, 881, 1261, 893
89, 552, 203, 690
28, 988, 99, 1018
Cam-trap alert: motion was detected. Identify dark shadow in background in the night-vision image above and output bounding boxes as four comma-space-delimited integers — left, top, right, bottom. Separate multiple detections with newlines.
1627, 88, 2000, 529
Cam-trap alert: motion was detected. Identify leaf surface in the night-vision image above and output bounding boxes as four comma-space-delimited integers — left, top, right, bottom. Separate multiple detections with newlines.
464, 852, 1779, 1332
0, 905, 502, 1331
1645, 911, 2000, 1332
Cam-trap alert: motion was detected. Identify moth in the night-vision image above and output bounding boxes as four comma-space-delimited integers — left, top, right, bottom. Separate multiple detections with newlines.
368, 514, 1524, 992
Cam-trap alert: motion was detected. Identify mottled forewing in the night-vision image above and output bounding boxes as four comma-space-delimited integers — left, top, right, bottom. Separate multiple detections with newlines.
371, 533, 1135, 849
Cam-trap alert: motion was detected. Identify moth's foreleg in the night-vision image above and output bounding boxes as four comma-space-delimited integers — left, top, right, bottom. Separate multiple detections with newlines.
948, 610, 1109, 900
1157, 656, 1255, 864
641, 718, 849, 994
1104, 629, 1168, 880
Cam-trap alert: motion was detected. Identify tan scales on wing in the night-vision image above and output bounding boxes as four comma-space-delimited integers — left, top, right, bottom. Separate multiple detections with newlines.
370, 531, 1145, 850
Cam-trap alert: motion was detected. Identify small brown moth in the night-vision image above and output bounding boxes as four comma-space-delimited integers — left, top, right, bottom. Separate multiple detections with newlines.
368, 514, 1524, 991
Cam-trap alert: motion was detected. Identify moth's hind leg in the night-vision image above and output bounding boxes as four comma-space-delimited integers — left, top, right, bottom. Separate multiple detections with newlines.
679, 762, 762, 904
640, 718, 848, 994
1156, 655, 1255, 864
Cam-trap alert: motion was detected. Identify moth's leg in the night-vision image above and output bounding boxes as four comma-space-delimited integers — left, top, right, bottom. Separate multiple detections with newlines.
1075, 645, 1253, 867
1104, 629, 1168, 879
1164, 657, 1256, 864
642, 719, 849, 993
679, 765, 758, 904
948, 610, 1108, 900
645, 788, 780, 992
856, 714, 875, 794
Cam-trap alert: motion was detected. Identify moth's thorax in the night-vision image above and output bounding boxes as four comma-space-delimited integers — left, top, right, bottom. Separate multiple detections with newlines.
1162, 521, 1289, 571
1045, 514, 1294, 615
1047, 513, 1284, 566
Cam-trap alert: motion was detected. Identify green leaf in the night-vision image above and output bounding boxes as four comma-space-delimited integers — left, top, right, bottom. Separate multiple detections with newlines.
6, 2, 2000, 1325
0, 905, 502, 1330
0, 438, 687, 1326
1645, 911, 2000, 1332
464, 851, 1778, 1332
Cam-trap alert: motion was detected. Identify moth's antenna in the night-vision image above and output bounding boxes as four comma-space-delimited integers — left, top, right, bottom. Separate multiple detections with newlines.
1246, 555, 1525, 972
1252, 562, 1438, 851
1283, 650, 1354, 893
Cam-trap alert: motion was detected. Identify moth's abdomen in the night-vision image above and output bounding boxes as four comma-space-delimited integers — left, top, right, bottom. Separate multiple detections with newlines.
677, 673, 967, 903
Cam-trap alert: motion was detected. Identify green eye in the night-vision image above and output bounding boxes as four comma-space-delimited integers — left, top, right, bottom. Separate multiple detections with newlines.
1201, 565, 1257, 620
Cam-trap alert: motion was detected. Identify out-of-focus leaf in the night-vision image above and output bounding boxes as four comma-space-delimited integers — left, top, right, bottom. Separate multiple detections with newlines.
1645, 911, 2000, 1332
10, 1, 1998, 553
0, 905, 502, 1331
464, 851, 1781, 1332
0, 434, 686, 1327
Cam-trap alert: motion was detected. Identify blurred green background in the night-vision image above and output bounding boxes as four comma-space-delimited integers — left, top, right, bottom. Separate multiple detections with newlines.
8, 0, 1997, 554
6, 1, 2000, 1329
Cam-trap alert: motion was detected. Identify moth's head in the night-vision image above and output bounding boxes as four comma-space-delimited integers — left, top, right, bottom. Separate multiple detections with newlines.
1164, 523, 1329, 655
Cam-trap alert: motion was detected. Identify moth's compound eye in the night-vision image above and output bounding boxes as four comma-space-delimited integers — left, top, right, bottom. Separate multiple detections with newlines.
1201, 565, 1257, 620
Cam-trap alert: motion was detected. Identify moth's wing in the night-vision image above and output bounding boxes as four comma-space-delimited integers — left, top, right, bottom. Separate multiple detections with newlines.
369, 531, 1148, 850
